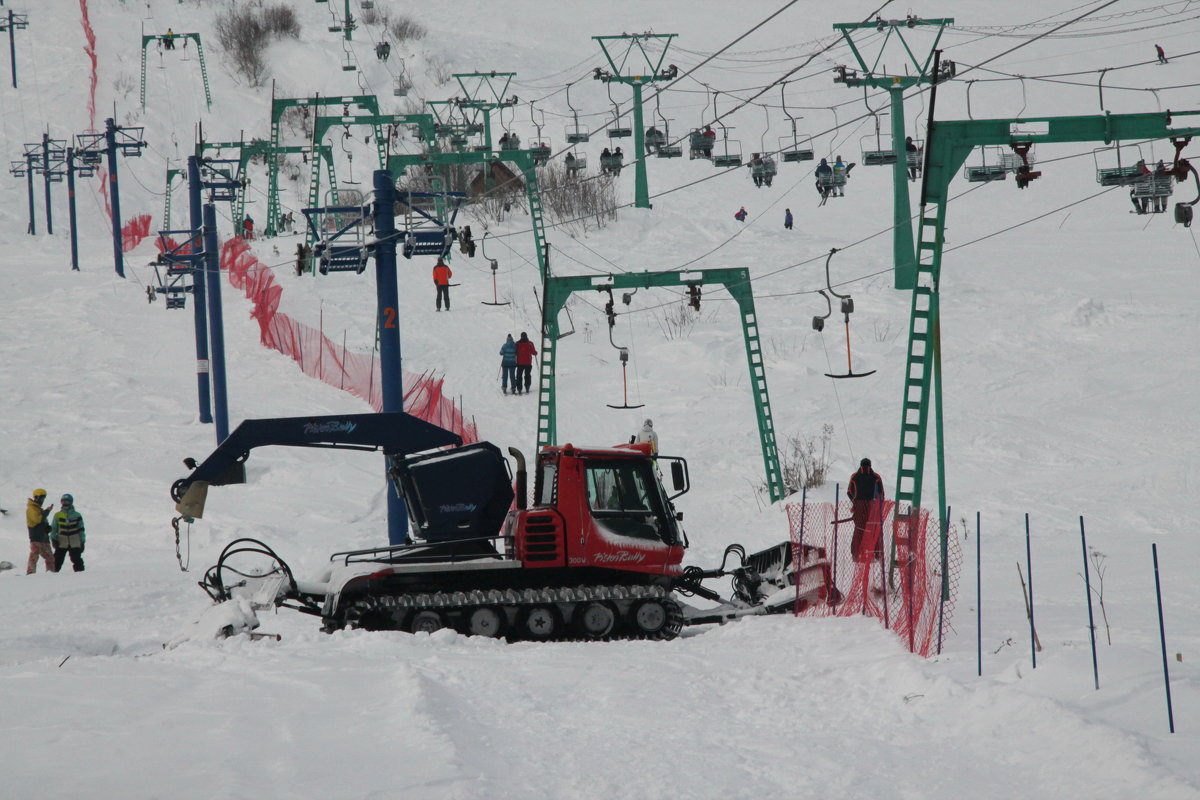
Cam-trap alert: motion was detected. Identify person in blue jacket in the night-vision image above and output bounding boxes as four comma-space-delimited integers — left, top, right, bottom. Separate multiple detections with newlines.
499, 334, 518, 395
51, 493, 86, 572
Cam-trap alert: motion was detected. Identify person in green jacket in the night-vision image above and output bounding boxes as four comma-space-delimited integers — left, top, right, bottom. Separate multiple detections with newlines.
51, 493, 86, 572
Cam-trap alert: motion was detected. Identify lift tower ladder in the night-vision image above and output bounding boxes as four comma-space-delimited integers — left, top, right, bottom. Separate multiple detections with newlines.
539, 269, 784, 502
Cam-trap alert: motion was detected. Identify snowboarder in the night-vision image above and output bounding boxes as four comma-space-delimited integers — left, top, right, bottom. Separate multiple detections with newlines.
515, 332, 537, 395
1155, 44, 1168, 64
847, 458, 885, 564
832, 156, 847, 196
163, 29, 176, 50
635, 419, 659, 455
433, 257, 452, 311
26, 489, 54, 574
51, 493, 85, 573
784, 208, 793, 230
734, 206, 748, 222
242, 215, 254, 240
499, 334, 518, 394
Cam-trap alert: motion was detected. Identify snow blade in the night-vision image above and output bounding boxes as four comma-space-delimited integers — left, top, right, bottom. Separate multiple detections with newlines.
164, 596, 261, 649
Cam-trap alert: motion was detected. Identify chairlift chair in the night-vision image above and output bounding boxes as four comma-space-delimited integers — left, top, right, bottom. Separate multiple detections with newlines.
606, 86, 632, 139
564, 83, 591, 143
655, 121, 683, 159
528, 104, 552, 165
1093, 144, 1146, 186
565, 149, 587, 173
964, 145, 1008, 183
778, 84, 814, 162
813, 249, 875, 379
860, 132, 897, 166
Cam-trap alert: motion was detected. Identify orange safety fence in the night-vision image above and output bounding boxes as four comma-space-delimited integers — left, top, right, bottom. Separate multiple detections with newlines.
220, 236, 478, 443
787, 499, 961, 657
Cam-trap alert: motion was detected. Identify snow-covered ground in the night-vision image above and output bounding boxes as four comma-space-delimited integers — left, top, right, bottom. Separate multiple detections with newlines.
1, 1, 1197, 797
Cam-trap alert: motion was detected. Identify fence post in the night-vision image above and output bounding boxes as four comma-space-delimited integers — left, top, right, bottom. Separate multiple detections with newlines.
937, 505, 950, 654
1025, 513, 1037, 669
976, 510, 982, 677
1152, 543, 1175, 733
1080, 516, 1099, 690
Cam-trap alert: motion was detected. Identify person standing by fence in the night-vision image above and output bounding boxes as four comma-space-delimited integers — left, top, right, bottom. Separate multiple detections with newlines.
847, 458, 884, 564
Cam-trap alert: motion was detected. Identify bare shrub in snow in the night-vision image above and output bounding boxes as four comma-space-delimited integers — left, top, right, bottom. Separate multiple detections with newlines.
538, 162, 617, 234
390, 15, 426, 42
780, 424, 835, 495
214, 2, 300, 86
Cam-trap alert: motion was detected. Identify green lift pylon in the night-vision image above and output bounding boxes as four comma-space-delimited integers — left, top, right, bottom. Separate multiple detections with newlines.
388, 145, 548, 282
538, 269, 784, 501
899, 104, 1200, 577
453, 72, 518, 152
140, 32, 212, 111
832, 14, 952, 290
592, 33, 679, 210
266, 94, 385, 237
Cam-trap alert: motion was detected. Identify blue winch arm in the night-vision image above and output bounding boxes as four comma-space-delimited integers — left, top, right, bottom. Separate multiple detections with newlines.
182, 412, 463, 488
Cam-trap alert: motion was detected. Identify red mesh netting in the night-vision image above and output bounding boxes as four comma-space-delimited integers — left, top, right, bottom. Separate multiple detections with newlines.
220, 237, 478, 443
122, 214, 152, 252
787, 499, 961, 657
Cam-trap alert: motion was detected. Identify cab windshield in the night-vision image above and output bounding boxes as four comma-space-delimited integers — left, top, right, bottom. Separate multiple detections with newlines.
584, 459, 675, 544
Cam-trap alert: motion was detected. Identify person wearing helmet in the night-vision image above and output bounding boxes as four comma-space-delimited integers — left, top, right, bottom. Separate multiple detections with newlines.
51, 493, 86, 572
635, 419, 659, 455
847, 458, 885, 564
25, 488, 55, 574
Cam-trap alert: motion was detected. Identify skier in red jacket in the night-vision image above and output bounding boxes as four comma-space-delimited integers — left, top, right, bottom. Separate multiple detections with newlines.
514, 332, 537, 395
432, 258, 452, 311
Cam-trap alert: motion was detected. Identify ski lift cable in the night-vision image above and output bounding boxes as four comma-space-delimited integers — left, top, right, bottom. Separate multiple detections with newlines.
818, 334, 856, 463
474, 1, 1126, 238
950, 2, 1195, 33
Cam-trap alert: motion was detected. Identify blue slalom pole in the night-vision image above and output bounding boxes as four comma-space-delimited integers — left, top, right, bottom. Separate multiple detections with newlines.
104, 118, 125, 278
1080, 516, 1099, 690
66, 148, 79, 270
976, 510, 982, 677
373, 169, 407, 546
1152, 543, 1175, 733
1026, 513, 1037, 670
41, 132, 54, 235
187, 156, 213, 425
202, 203, 229, 443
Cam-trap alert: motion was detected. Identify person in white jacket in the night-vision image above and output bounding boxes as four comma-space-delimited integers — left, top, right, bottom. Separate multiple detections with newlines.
635, 419, 659, 455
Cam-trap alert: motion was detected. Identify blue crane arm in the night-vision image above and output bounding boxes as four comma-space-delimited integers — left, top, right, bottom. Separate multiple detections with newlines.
173, 412, 462, 517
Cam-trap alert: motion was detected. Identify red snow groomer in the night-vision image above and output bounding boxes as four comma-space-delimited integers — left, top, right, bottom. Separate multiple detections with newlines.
174, 412, 835, 642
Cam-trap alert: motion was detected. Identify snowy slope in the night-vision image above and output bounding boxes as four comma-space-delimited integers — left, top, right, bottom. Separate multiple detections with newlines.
1, 1, 1198, 798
